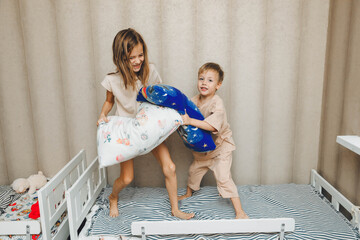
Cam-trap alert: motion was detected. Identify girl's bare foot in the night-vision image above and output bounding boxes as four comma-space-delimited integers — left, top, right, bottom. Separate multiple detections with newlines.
109, 193, 119, 217
235, 211, 249, 219
172, 209, 195, 220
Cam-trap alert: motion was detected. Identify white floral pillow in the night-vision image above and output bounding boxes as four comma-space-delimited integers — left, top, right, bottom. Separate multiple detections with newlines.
97, 102, 182, 168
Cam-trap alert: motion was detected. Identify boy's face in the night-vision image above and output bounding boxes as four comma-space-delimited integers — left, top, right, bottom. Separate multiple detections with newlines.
197, 70, 222, 98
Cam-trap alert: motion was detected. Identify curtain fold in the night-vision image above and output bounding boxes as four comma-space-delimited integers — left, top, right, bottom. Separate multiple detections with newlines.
230, 0, 266, 185
19, 0, 70, 176
333, 0, 360, 204
0, 0, 38, 181
55, 0, 98, 162
319, 0, 352, 184
292, 0, 329, 183
261, 0, 302, 184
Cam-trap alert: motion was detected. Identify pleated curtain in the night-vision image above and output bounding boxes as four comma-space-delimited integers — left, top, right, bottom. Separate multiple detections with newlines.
2, 0, 357, 208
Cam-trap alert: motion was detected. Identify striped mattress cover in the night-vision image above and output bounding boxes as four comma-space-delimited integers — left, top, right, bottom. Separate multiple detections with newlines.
81, 184, 360, 240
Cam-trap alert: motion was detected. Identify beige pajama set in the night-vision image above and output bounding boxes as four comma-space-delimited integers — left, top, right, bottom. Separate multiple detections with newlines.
188, 94, 239, 198
101, 64, 162, 118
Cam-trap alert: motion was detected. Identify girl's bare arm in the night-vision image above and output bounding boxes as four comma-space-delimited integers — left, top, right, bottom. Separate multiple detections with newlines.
97, 90, 115, 125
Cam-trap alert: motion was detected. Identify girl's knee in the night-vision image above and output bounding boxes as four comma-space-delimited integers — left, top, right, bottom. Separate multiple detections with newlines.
162, 162, 176, 176
117, 173, 133, 185
122, 175, 134, 185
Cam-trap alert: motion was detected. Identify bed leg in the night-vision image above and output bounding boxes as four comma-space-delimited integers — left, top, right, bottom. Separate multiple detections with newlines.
278, 223, 285, 240
26, 225, 30, 240
141, 226, 146, 240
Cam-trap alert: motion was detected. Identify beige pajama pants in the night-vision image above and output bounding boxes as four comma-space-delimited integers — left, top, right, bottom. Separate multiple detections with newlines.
188, 151, 239, 198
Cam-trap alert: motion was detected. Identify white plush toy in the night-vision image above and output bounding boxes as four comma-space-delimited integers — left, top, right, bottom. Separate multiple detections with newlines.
11, 171, 47, 194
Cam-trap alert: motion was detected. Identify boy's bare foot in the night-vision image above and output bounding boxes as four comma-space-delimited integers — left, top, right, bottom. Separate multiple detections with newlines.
178, 193, 192, 201
172, 209, 195, 220
235, 211, 249, 219
178, 187, 193, 201
109, 193, 119, 217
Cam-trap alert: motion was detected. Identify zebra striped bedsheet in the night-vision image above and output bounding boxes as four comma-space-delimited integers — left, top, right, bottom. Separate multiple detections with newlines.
0, 186, 22, 215
86, 184, 360, 240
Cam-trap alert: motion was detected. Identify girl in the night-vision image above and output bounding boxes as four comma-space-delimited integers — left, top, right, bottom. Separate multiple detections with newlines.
97, 28, 194, 220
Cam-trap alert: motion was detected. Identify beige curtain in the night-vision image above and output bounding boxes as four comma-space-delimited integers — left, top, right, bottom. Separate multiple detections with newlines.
319, 0, 360, 205
0, 0, 330, 189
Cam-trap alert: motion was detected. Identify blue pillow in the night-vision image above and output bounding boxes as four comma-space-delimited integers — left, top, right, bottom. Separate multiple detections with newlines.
137, 84, 216, 152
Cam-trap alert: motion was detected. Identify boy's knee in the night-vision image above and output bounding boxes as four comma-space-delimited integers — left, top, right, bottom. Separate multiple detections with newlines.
217, 176, 233, 188
188, 167, 197, 176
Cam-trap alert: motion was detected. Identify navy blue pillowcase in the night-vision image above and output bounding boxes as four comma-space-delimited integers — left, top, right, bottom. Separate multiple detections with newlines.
137, 84, 216, 152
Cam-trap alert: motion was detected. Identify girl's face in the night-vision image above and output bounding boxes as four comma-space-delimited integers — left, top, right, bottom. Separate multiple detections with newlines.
129, 43, 144, 73
197, 70, 222, 99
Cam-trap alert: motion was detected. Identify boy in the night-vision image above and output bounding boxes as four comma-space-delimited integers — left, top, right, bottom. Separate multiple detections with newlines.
179, 62, 248, 219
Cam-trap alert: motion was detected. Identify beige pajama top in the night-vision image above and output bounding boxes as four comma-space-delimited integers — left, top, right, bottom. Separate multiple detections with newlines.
101, 64, 162, 117
191, 94, 236, 160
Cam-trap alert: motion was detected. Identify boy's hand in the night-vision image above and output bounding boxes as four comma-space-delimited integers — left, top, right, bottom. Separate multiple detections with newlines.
181, 112, 191, 125
181, 111, 216, 132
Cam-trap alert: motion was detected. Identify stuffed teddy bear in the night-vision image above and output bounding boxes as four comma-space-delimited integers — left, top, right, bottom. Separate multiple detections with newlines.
11, 171, 47, 194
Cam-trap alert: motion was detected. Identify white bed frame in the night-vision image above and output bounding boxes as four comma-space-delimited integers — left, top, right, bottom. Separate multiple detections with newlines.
132, 218, 295, 240
0, 149, 87, 240
66, 149, 360, 240
134, 169, 360, 239
311, 169, 360, 233
66, 155, 107, 240
66, 156, 295, 240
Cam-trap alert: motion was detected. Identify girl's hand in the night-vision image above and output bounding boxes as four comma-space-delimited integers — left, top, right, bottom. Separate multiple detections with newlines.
97, 115, 109, 126
181, 112, 191, 125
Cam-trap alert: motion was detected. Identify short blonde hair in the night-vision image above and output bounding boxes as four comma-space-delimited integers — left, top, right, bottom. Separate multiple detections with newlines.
198, 62, 224, 83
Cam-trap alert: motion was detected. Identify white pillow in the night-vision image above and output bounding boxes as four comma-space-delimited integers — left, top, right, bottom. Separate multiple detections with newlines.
97, 102, 182, 168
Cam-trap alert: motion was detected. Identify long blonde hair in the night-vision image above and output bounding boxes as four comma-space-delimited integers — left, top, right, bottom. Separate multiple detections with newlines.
110, 28, 150, 90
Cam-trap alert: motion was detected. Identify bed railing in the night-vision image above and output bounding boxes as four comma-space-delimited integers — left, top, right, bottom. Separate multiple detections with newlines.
311, 169, 360, 233
132, 218, 295, 240
0, 221, 40, 240
65, 154, 295, 240
66, 156, 107, 240
65, 156, 360, 239
38, 149, 87, 240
